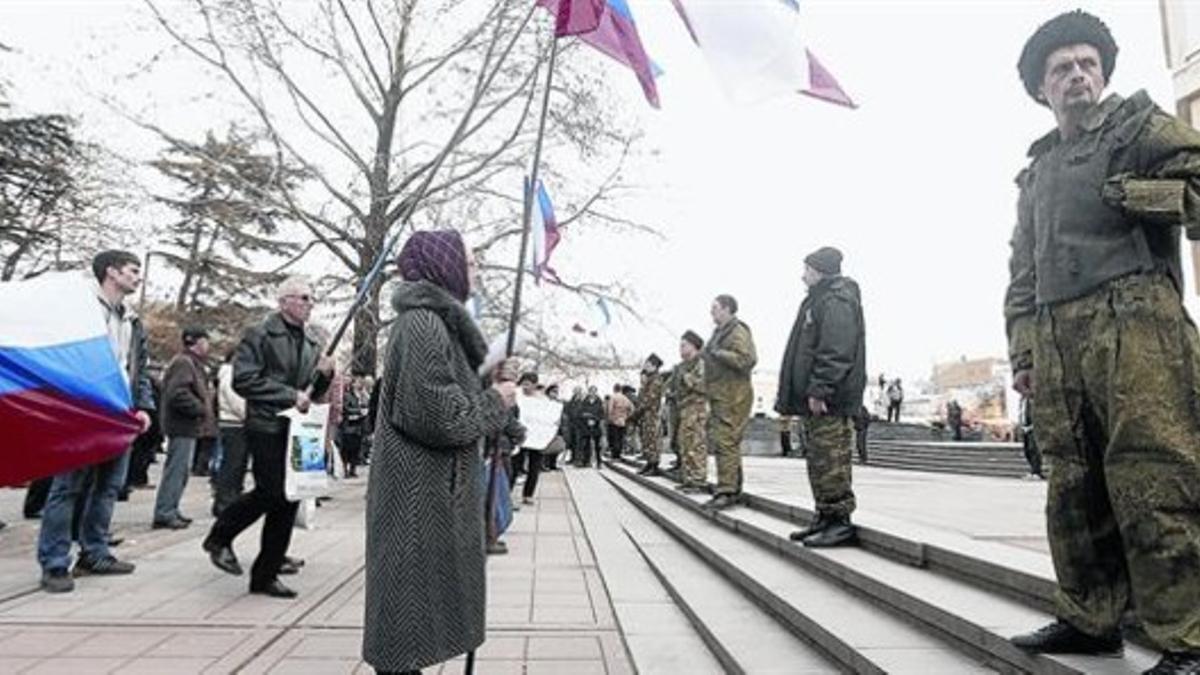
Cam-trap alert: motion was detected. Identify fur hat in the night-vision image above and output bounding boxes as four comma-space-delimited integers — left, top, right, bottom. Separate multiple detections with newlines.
681, 330, 704, 350
1018, 10, 1117, 105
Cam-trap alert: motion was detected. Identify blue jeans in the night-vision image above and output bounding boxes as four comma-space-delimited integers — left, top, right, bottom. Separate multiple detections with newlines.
37, 450, 131, 572
153, 437, 195, 523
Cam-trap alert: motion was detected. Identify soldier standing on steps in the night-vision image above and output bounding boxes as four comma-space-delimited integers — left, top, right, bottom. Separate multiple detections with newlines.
702, 294, 757, 510
1004, 11, 1200, 674
633, 353, 666, 476
775, 247, 866, 549
673, 331, 709, 493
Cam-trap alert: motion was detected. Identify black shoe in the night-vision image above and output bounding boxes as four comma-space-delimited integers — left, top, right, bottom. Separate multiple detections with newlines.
40, 568, 74, 593
802, 519, 858, 548
637, 463, 655, 476
1144, 651, 1200, 675
279, 559, 301, 576
152, 518, 190, 530
284, 555, 305, 568
202, 537, 243, 576
177, 514, 194, 524
704, 494, 739, 510
250, 579, 297, 599
73, 555, 135, 576
1010, 619, 1123, 656
789, 513, 831, 542
487, 541, 508, 556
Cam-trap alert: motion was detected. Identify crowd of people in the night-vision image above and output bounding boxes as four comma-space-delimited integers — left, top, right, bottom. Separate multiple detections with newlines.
7, 9, 1200, 675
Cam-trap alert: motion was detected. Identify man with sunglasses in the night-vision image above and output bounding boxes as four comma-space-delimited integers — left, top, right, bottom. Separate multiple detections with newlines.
202, 276, 333, 599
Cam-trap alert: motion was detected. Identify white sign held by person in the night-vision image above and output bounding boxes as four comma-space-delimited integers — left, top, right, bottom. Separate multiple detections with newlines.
518, 394, 563, 451
280, 404, 331, 501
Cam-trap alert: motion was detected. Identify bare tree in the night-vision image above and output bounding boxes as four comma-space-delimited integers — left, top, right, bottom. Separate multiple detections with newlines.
140, 0, 653, 374
152, 127, 309, 311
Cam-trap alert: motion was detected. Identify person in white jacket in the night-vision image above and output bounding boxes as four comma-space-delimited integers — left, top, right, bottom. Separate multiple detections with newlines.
210, 351, 246, 517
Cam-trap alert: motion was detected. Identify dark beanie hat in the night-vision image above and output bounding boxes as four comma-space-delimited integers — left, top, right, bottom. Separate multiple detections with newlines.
646, 353, 663, 368
805, 246, 843, 275
1018, 10, 1117, 105
681, 330, 703, 350
182, 326, 209, 346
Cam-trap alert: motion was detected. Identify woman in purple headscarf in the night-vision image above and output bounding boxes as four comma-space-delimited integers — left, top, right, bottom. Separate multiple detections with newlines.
363, 230, 517, 675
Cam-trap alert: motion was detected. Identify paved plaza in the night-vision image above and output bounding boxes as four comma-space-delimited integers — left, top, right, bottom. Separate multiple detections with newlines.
0, 456, 1056, 674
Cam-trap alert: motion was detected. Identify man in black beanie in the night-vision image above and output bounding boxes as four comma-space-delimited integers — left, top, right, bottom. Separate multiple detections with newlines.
775, 246, 865, 549
633, 353, 666, 476
1006, 11, 1200, 673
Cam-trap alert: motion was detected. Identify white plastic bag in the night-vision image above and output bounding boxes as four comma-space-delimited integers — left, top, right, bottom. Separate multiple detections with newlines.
280, 404, 330, 502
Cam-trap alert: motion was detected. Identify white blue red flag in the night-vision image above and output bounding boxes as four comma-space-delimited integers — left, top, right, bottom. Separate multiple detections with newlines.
528, 180, 562, 284
537, 0, 660, 108
668, 0, 855, 108
0, 273, 141, 485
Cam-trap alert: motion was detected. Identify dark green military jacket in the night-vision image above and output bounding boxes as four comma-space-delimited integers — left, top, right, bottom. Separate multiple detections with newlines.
775, 275, 867, 418
675, 356, 706, 410
1005, 91, 1200, 371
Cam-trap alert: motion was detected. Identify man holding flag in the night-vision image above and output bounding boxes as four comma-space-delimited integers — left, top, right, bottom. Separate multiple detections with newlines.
36, 250, 154, 593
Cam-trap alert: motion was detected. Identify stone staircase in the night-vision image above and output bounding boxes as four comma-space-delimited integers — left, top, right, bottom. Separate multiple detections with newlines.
574, 459, 1155, 675
865, 440, 1032, 479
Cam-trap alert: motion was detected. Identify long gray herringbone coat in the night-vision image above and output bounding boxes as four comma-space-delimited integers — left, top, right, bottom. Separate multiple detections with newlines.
363, 281, 509, 672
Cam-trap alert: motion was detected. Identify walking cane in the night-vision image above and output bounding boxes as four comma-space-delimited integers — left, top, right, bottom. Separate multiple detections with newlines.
465, 649, 476, 674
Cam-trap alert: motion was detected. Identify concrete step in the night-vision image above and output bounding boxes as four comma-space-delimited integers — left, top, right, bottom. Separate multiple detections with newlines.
865, 459, 1028, 479
602, 469, 1000, 674
625, 524, 835, 674
606, 463, 1160, 675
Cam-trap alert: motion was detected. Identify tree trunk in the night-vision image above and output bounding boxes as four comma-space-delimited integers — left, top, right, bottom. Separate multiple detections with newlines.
351, 280, 382, 375
175, 218, 205, 311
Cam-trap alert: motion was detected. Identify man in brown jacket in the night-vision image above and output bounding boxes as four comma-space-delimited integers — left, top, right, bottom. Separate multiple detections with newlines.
153, 327, 214, 529
606, 384, 634, 459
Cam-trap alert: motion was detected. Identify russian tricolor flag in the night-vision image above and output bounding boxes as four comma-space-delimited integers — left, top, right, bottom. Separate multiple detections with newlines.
529, 180, 562, 284
537, 0, 660, 108
0, 273, 141, 486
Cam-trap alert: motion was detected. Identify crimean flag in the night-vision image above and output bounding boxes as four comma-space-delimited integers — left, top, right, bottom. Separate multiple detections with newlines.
528, 180, 562, 284
537, 0, 660, 108
669, 0, 855, 108
0, 273, 141, 486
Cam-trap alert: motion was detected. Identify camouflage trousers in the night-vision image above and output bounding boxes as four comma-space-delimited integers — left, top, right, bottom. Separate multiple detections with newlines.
677, 403, 708, 487
1033, 273, 1200, 650
640, 411, 663, 465
804, 415, 856, 518
708, 388, 752, 495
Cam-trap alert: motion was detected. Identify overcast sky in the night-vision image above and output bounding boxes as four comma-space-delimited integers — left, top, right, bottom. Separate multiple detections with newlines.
2, 0, 1189, 389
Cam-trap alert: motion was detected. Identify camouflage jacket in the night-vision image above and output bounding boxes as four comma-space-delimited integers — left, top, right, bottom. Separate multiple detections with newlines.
1005, 91, 1200, 371
703, 318, 757, 385
632, 370, 665, 424
674, 355, 706, 411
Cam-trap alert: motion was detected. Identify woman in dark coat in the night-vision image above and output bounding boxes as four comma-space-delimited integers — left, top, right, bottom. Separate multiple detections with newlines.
363, 230, 517, 675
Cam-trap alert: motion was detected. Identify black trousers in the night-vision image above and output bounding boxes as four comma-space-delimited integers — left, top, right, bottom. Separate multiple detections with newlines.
125, 431, 160, 488
340, 432, 363, 474
607, 424, 626, 458
208, 429, 298, 587
1023, 434, 1043, 477
24, 477, 52, 518
887, 402, 902, 423
191, 437, 215, 476
212, 425, 248, 516
513, 449, 543, 499
575, 430, 600, 466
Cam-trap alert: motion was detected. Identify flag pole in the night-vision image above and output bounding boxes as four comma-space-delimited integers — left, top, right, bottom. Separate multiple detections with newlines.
505, 34, 560, 357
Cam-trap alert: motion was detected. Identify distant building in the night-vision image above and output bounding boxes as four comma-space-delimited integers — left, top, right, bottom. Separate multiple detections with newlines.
928, 356, 1019, 434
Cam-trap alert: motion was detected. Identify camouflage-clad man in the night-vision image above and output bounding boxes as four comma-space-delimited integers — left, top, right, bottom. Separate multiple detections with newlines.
633, 354, 666, 476
674, 331, 708, 493
702, 294, 757, 510
1005, 12, 1200, 674
775, 247, 866, 549
664, 364, 682, 471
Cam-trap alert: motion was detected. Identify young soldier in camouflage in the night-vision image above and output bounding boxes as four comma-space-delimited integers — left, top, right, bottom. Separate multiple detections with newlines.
1006, 12, 1200, 674
702, 295, 757, 510
674, 331, 708, 493
634, 354, 666, 476
775, 247, 866, 548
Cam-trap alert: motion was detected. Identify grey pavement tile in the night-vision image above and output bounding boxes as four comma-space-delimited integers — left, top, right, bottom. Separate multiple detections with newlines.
266, 658, 361, 674
0, 658, 40, 672
62, 630, 171, 657
531, 592, 592, 608
286, 631, 363, 658
144, 630, 254, 658
476, 636, 526, 660
531, 605, 595, 625
487, 606, 532, 625
22, 656, 128, 674
527, 635, 603, 660
1, 629, 93, 656
116, 657, 216, 674
525, 659, 608, 675
437, 659, 525, 675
